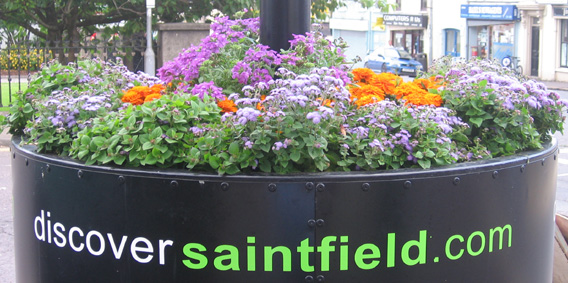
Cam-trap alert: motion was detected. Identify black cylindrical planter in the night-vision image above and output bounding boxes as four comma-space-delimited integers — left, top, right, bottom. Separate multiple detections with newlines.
260, 0, 311, 52
12, 137, 557, 282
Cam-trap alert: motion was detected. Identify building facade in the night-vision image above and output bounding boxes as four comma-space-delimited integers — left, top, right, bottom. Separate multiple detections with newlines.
329, 0, 568, 82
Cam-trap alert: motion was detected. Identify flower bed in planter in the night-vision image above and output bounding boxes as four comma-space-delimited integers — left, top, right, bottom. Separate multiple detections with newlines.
3, 12, 567, 283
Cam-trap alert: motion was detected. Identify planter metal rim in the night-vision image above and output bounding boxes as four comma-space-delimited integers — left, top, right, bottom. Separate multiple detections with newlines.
11, 136, 558, 182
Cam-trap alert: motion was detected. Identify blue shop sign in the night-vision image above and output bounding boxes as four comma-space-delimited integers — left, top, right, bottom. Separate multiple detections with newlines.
461, 5, 520, 21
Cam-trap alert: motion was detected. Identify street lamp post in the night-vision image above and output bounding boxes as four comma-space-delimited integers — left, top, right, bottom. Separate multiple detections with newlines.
260, 0, 310, 52
145, 0, 156, 76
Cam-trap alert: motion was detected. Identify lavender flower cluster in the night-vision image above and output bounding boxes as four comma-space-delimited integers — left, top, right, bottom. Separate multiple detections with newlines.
157, 16, 351, 104
20, 58, 162, 153
157, 16, 259, 91
431, 57, 567, 157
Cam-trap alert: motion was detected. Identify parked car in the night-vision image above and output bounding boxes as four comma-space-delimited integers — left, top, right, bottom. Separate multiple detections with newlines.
364, 47, 423, 77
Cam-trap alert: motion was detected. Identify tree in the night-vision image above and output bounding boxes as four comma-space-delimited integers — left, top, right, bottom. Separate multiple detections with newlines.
0, 0, 387, 63
0, 0, 258, 63
312, 0, 393, 21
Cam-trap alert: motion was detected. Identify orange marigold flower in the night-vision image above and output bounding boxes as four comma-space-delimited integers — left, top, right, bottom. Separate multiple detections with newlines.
349, 85, 364, 100
354, 96, 378, 108
413, 77, 443, 91
121, 90, 145, 105
352, 68, 376, 83
413, 78, 432, 91
218, 99, 238, 113
393, 82, 426, 100
122, 84, 165, 105
144, 93, 162, 103
256, 95, 267, 111
403, 90, 443, 107
352, 85, 385, 107
424, 93, 443, 107
150, 84, 166, 93
316, 97, 334, 107
359, 84, 385, 98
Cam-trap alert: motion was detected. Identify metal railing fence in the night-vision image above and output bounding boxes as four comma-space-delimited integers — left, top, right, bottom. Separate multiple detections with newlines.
0, 37, 153, 107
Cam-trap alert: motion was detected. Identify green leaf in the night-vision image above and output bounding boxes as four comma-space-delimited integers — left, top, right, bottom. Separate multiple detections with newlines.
92, 136, 106, 147
470, 117, 484, 127
22, 103, 33, 114
142, 141, 153, 150
290, 151, 301, 162
229, 141, 240, 155
113, 155, 127, 165
418, 159, 431, 169
209, 157, 220, 169
151, 127, 163, 139
259, 160, 272, 172
77, 150, 90, 160
144, 154, 158, 165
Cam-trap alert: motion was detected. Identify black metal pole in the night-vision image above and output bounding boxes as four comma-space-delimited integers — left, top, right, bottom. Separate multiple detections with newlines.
260, 0, 311, 52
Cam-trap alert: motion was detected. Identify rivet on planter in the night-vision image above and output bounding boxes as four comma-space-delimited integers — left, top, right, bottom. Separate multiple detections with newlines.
25, 158, 28, 166
492, 171, 499, 179
453, 177, 461, 186
542, 159, 546, 166
46, 164, 51, 173
520, 165, 526, 173
77, 170, 84, 179
170, 180, 179, 188
316, 219, 325, 227
305, 275, 314, 282
316, 275, 325, 282
268, 183, 277, 192
221, 182, 230, 191
118, 176, 125, 184
316, 183, 325, 192
307, 219, 316, 228
403, 180, 412, 189
305, 182, 314, 191
12, 152, 15, 159
362, 183, 370, 191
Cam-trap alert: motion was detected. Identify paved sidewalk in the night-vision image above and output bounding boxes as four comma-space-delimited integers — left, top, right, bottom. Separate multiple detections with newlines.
543, 80, 568, 91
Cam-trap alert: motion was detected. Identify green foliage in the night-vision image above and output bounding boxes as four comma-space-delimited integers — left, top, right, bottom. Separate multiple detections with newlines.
1, 58, 160, 154
69, 94, 224, 171
429, 57, 566, 157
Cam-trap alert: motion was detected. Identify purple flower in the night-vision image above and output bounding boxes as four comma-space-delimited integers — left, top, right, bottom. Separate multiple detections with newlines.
191, 81, 224, 100
236, 107, 261, 125
369, 139, 385, 152
306, 112, 322, 124
190, 127, 204, 136
272, 141, 288, 151
526, 96, 541, 109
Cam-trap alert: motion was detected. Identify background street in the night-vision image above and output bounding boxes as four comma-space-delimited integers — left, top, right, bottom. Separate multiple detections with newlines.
0, 82, 567, 282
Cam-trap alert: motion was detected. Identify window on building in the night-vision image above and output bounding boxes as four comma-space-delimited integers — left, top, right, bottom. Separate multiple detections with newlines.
395, 0, 401, 11
444, 29, 461, 57
421, 0, 427, 11
561, 20, 568, 67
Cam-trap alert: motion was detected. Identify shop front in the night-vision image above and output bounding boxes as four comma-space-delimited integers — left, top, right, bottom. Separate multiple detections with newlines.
383, 14, 428, 57
554, 6, 568, 80
461, 5, 521, 64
